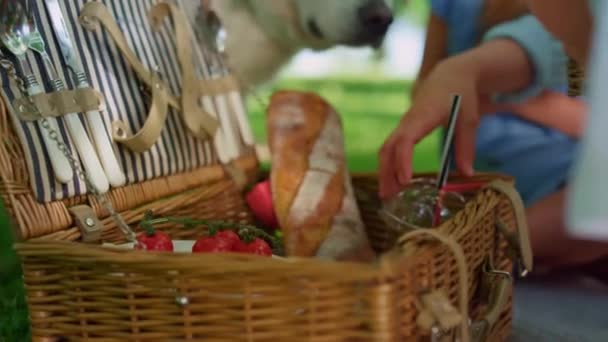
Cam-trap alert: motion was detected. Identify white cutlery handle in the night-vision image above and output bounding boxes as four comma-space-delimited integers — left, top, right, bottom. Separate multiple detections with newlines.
64, 113, 110, 193
215, 96, 240, 160
214, 130, 230, 164
228, 91, 255, 146
203, 96, 230, 163
26, 84, 74, 183
85, 109, 126, 187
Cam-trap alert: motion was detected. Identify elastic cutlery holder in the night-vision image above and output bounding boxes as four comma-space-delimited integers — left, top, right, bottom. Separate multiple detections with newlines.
12, 87, 104, 121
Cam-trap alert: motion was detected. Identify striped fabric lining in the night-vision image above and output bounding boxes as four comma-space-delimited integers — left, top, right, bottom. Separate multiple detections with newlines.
0, 0, 251, 203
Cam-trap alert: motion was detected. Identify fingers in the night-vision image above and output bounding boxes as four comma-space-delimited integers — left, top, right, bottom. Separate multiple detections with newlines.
394, 135, 415, 184
454, 96, 478, 176
378, 135, 400, 199
379, 109, 444, 199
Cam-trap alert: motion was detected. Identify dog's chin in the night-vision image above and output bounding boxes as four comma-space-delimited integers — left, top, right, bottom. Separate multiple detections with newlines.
342, 34, 386, 49
305, 20, 386, 50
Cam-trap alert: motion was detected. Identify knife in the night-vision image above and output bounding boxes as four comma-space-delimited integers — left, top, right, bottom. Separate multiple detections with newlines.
27, 30, 110, 193
44, 0, 126, 188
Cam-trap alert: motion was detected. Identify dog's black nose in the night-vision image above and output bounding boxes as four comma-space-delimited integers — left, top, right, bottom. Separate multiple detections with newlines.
358, 2, 393, 37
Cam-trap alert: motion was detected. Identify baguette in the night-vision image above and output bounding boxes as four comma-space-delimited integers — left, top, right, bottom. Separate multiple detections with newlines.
267, 90, 375, 262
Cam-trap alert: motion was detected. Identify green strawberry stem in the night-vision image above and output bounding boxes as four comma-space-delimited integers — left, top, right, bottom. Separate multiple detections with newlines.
140, 211, 283, 253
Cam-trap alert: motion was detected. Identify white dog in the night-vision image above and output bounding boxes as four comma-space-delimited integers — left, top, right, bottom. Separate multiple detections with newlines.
184, 0, 394, 86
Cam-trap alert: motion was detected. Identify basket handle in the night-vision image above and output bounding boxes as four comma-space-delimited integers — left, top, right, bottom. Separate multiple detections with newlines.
148, 2, 220, 138
80, 2, 218, 141
399, 229, 471, 342
483, 180, 534, 276
401, 231, 514, 342
111, 73, 170, 153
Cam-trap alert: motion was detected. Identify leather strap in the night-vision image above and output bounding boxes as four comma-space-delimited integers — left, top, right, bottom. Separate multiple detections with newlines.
79, 2, 220, 151
79, 2, 179, 151
149, 2, 249, 188
111, 80, 169, 153
399, 229, 471, 342
68, 205, 103, 243
484, 180, 534, 275
149, 2, 219, 139
470, 261, 512, 342
222, 161, 248, 190
416, 290, 463, 332
79, 3, 180, 109
199, 75, 241, 95
79, 1, 251, 188
13, 88, 104, 121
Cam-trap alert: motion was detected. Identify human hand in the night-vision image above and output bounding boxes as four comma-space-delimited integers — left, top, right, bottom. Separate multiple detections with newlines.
379, 55, 499, 199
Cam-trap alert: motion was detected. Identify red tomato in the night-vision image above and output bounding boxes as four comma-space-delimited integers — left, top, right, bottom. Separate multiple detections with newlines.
246, 181, 279, 230
135, 231, 173, 252
235, 238, 272, 257
192, 236, 233, 253
215, 230, 240, 247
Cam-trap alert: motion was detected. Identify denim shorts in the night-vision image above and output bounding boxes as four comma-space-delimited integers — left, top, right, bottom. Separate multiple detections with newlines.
474, 113, 579, 207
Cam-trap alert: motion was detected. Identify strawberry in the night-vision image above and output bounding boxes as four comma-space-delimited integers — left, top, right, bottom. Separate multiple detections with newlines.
235, 238, 272, 257
192, 236, 233, 253
135, 230, 173, 252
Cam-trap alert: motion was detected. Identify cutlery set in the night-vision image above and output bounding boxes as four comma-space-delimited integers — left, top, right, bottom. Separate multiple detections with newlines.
0, 0, 244, 195
194, 5, 255, 164
1, 0, 123, 192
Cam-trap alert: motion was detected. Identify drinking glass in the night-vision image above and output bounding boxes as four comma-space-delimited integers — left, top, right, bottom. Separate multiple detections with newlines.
380, 178, 466, 233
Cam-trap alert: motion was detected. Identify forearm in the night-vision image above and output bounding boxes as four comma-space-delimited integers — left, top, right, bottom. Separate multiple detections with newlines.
413, 14, 448, 98
445, 38, 533, 96
482, 15, 569, 103
527, 0, 594, 66
438, 39, 584, 137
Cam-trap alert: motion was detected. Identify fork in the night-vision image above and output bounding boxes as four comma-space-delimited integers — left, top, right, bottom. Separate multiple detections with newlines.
26, 29, 109, 193
0, 1, 73, 183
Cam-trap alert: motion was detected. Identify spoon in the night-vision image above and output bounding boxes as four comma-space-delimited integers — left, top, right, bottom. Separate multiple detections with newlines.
0, 0, 73, 183
43, 0, 125, 188
191, 7, 237, 163
22, 1, 109, 193
197, 7, 254, 157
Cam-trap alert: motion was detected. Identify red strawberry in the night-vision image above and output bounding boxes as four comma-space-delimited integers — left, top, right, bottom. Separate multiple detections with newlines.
235, 238, 272, 257
192, 236, 233, 253
135, 230, 173, 252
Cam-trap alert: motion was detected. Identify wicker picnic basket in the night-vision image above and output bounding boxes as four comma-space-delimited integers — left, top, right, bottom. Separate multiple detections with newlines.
0, 1, 532, 341
568, 57, 585, 97
9, 166, 530, 342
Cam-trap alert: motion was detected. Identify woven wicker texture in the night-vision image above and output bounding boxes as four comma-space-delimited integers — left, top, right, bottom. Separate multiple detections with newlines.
568, 57, 585, 97
0, 75, 521, 341
0, 90, 258, 242
13, 173, 518, 342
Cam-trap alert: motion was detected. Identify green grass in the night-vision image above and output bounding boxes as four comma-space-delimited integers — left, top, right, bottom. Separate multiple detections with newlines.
0, 77, 440, 341
0, 201, 30, 342
247, 78, 441, 173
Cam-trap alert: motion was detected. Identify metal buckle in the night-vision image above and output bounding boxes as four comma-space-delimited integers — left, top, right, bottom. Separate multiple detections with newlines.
68, 205, 103, 243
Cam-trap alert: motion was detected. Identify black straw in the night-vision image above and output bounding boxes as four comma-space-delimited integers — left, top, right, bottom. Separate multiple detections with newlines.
436, 94, 462, 189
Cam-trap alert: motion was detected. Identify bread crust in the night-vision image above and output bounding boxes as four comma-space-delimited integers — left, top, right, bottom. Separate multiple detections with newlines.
267, 91, 375, 261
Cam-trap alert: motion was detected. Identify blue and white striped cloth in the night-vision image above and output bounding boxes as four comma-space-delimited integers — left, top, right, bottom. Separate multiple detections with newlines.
0, 0, 249, 203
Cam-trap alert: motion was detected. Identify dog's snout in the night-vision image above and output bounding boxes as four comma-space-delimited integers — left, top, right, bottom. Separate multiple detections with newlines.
358, 2, 393, 37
